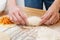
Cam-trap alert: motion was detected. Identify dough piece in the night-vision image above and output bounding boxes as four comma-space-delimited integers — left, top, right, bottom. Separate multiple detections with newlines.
27, 16, 42, 26
0, 31, 10, 40
37, 27, 60, 40
0, 24, 16, 28
0, 0, 6, 12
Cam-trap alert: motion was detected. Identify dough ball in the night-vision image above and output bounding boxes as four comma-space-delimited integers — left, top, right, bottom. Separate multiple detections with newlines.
27, 16, 42, 26
0, 31, 10, 40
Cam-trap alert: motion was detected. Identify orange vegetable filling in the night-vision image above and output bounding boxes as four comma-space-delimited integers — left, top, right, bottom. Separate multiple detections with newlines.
0, 16, 14, 24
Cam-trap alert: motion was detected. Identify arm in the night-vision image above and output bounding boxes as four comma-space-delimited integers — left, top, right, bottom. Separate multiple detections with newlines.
55, 0, 60, 3
7, 0, 27, 25
50, 0, 60, 11
7, 0, 16, 7
40, 0, 60, 25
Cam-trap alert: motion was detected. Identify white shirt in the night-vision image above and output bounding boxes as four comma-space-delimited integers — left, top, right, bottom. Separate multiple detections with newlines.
16, 0, 25, 7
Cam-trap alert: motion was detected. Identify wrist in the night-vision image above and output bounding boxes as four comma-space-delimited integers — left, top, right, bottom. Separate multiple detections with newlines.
54, 0, 60, 8
49, 0, 60, 12
55, 0, 60, 4
7, 0, 16, 7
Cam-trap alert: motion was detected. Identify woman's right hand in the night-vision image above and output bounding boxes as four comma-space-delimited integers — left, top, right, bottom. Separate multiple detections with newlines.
7, 5, 28, 25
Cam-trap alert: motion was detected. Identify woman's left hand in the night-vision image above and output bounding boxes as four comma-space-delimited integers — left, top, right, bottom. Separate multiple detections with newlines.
40, 4, 60, 25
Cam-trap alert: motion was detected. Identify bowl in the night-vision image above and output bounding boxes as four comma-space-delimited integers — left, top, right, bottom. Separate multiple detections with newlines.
0, 0, 6, 12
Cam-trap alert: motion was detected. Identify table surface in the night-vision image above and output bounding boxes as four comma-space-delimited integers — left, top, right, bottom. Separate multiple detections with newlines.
0, 7, 60, 40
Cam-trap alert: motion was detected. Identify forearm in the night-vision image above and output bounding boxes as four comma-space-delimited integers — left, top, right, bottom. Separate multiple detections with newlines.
7, 0, 16, 7
53, 0, 60, 8
49, 0, 60, 11
55, 0, 60, 5
55, 0, 60, 3
55, 0, 60, 11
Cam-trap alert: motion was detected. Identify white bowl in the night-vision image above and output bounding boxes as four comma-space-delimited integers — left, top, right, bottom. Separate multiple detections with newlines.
0, 0, 6, 12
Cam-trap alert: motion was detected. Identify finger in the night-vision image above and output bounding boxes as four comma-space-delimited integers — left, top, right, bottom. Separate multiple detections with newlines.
50, 13, 59, 24
8, 14, 13, 21
41, 11, 52, 19
17, 8, 28, 25
44, 13, 56, 25
11, 13, 20, 24
17, 9, 27, 19
51, 13, 59, 24
53, 17, 59, 24
8, 11, 20, 24
18, 11, 28, 25
14, 12, 25, 25
52, 16, 58, 24
8, 12, 15, 22
40, 13, 52, 25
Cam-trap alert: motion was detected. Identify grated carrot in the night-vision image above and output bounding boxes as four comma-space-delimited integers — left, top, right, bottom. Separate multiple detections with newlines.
0, 15, 14, 24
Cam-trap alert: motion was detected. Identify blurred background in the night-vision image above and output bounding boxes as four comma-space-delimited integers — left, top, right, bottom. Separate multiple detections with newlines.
16, 0, 46, 10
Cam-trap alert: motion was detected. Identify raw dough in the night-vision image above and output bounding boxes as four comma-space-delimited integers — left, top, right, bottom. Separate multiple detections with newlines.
0, 0, 6, 12
0, 24, 16, 28
0, 31, 10, 40
27, 16, 42, 26
37, 27, 60, 40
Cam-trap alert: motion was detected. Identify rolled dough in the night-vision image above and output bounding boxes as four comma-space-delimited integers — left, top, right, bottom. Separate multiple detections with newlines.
0, 31, 10, 40
37, 27, 60, 40
27, 16, 42, 26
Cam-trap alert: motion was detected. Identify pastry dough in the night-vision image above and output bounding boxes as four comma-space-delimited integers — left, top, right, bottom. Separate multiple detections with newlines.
0, 31, 10, 40
27, 16, 42, 26
37, 27, 60, 40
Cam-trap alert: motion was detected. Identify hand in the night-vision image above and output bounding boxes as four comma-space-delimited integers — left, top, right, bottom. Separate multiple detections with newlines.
7, 5, 27, 25
40, 5, 59, 25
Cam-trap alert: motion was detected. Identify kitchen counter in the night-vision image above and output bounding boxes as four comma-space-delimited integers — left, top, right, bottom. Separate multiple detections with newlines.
0, 7, 60, 40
